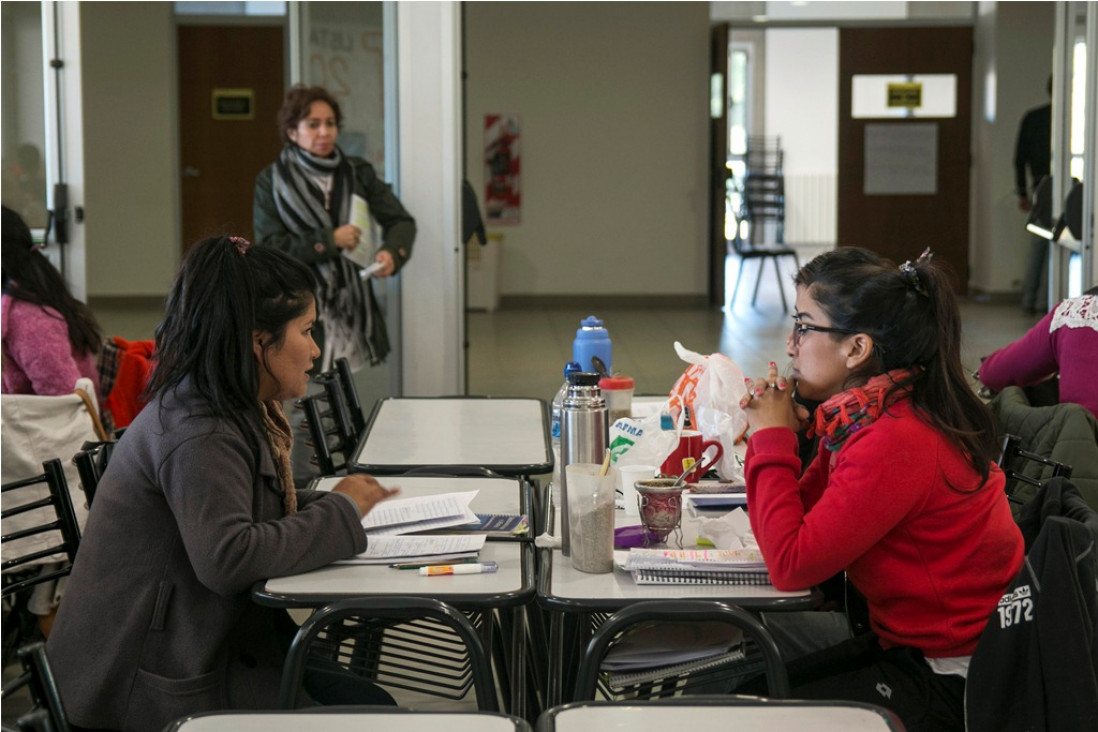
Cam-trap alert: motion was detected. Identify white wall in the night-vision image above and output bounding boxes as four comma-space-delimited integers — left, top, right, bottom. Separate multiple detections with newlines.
712, 1, 975, 22
80, 2, 179, 297
398, 1, 462, 395
464, 1, 710, 298
764, 28, 838, 244
970, 1, 1054, 293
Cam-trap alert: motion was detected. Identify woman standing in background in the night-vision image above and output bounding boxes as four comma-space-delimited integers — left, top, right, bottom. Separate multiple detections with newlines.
253, 84, 415, 373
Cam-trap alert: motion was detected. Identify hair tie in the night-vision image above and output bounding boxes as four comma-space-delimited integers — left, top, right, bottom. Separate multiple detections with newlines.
228, 236, 251, 255
899, 247, 932, 296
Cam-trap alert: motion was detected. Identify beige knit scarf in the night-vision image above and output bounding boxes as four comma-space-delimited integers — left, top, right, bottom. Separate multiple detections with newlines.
260, 400, 297, 516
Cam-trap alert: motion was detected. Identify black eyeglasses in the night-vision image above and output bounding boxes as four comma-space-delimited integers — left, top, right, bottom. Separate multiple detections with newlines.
791, 320, 859, 347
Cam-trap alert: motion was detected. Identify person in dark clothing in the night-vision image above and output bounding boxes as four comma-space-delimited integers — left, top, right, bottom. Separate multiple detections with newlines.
1016, 76, 1053, 314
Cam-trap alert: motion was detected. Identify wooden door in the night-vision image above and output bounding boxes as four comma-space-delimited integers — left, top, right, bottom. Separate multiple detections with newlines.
837, 26, 973, 291
178, 25, 285, 251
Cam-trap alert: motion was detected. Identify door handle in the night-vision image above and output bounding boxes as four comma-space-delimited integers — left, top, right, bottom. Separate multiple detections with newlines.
183, 166, 201, 178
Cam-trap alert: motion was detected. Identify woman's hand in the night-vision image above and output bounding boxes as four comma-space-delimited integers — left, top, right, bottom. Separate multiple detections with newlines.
739, 361, 810, 433
333, 224, 362, 250
331, 474, 400, 517
373, 250, 396, 278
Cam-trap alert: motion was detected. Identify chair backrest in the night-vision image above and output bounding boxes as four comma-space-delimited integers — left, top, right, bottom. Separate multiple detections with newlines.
300, 370, 359, 475
334, 357, 367, 438
278, 597, 499, 711
996, 434, 1073, 505
1, 459, 82, 596
0, 641, 72, 731
71, 440, 116, 508
572, 600, 790, 702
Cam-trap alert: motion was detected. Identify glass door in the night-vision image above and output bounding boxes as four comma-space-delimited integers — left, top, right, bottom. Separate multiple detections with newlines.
1050, 1, 1096, 298
290, 1, 403, 403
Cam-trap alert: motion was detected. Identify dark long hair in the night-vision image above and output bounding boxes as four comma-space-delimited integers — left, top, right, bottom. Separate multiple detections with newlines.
795, 246, 998, 483
1, 205, 102, 356
145, 236, 316, 437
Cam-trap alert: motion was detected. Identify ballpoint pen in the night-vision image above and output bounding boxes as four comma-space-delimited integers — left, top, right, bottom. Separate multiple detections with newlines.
389, 557, 478, 570
420, 561, 499, 576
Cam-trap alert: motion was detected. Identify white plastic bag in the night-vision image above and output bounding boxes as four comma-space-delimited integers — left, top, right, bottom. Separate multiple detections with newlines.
669, 342, 748, 480
607, 400, 680, 470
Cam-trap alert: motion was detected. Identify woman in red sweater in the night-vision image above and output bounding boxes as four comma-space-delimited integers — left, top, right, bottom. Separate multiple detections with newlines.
740, 247, 1023, 731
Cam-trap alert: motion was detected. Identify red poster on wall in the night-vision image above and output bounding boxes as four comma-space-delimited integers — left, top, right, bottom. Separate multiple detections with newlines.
484, 114, 521, 224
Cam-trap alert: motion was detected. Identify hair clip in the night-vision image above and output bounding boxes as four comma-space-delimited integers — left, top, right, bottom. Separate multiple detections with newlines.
899, 247, 932, 296
228, 236, 251, 255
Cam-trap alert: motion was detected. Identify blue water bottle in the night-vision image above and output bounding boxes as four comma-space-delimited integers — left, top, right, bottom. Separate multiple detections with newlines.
572, 316, 612, 375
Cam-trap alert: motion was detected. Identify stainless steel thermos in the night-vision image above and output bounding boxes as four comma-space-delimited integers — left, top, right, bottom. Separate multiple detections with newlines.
559, 371, 608, 556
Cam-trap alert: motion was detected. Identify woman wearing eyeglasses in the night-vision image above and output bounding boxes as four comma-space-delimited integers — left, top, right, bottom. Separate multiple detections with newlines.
738, 247, 1023, 731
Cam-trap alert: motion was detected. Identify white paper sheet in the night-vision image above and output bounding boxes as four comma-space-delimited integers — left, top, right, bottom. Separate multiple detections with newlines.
362, 491, 479, 535
337, 534, 487, 564
341, 194, 376, 269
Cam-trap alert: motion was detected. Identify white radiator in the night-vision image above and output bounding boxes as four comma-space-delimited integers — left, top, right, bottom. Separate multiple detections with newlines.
783, 174, 837, 245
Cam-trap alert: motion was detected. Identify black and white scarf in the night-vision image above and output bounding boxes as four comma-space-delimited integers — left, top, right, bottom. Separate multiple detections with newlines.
271, 144, 385, 371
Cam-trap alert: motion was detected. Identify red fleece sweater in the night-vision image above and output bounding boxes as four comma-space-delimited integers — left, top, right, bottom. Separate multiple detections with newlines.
746, 399, 1024, 658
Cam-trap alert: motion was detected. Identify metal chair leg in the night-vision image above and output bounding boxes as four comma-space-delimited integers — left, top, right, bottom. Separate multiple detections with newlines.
751, 259, 765, 306
772, 256, 788, 313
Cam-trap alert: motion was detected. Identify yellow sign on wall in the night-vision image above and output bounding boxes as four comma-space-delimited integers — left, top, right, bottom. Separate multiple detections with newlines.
887, 83, 923, 109
211, 88, 254, 120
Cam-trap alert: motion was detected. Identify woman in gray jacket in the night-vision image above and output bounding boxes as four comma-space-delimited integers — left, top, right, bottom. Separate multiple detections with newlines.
46, 236, 399, 731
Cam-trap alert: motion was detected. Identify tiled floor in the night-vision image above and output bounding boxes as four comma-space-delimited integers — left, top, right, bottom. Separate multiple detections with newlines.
466, 249, 1043, 404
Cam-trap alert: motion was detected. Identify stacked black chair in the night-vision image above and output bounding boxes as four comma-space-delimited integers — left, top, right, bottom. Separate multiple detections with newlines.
729, 136, 800, 312
299, 359, 365, 476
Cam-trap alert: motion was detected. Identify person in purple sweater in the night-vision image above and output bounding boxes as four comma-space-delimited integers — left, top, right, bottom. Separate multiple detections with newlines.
1, 205, 102, 398
978, 286, 1098, 418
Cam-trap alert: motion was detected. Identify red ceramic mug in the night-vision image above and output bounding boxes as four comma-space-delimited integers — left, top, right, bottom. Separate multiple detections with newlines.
660, 430, 724, 482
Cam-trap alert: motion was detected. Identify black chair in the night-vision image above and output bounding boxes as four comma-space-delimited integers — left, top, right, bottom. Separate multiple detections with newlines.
300, 370, 358, 476
572, 600, 789, 702
279, 597, 499, 712
334, 357, 367, 438
2, 459, 82, 596
996, 434, 1073, 506
0, 641, 71, 732
728, 148, 800, 312
71, 440, 116, 508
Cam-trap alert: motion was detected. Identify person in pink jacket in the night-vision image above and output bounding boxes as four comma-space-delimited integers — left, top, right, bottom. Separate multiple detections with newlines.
1, 205, 101, 398
739, 247, 1023, 732
978, 286, 1098, 418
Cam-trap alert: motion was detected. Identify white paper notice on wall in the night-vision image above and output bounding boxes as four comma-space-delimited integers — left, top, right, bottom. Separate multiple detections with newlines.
863, 122, 938, 195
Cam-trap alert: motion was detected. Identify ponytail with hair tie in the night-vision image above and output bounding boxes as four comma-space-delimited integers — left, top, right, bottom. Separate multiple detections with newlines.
898, 247, 933, 296
228, 236, 251, 255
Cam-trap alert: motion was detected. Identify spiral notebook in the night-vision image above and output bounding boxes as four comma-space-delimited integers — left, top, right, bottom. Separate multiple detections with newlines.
621, 548, 771, 585
630, 568, 771, 585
